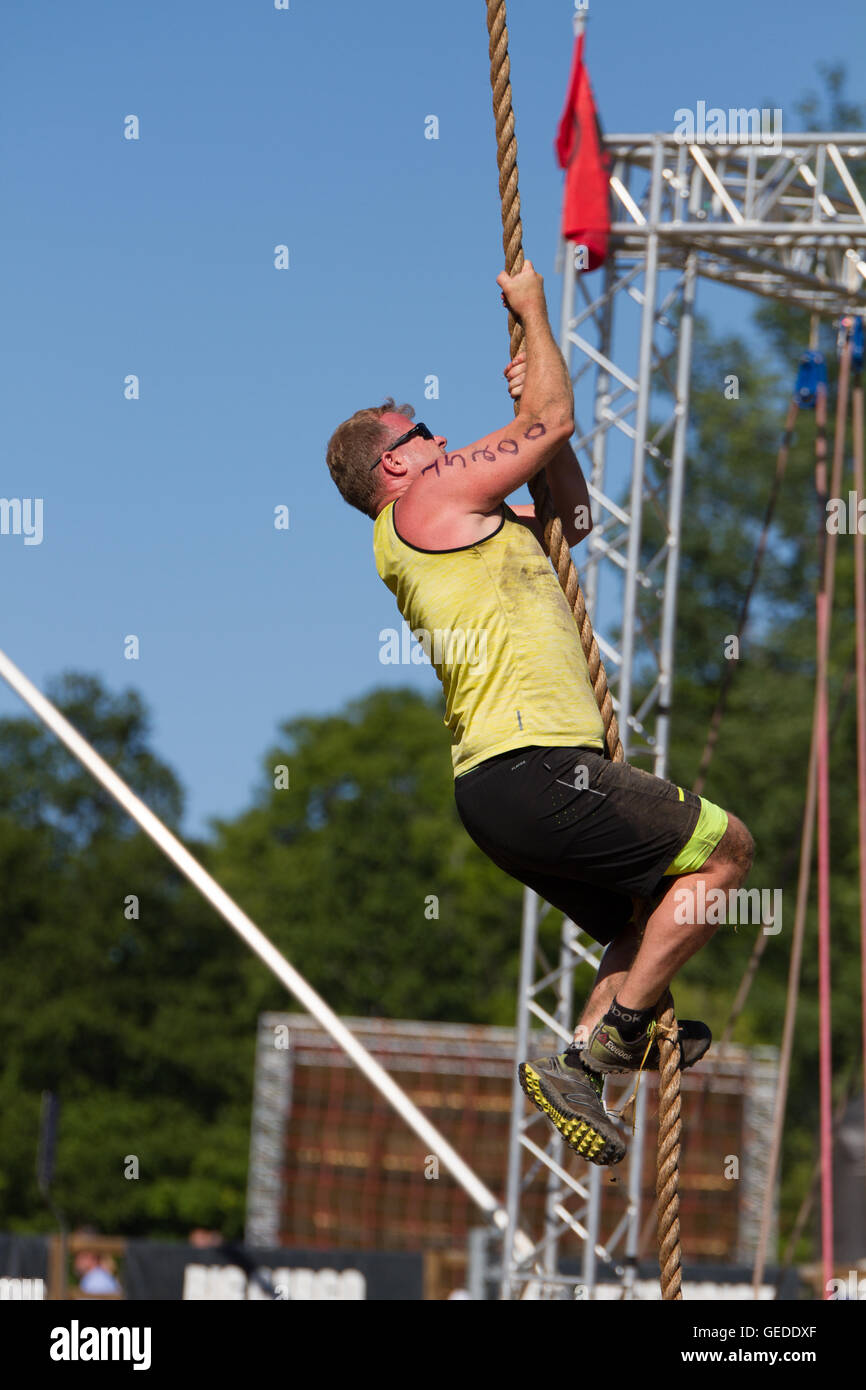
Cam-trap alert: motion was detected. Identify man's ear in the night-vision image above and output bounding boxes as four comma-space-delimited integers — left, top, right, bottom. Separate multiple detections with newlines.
381, 452, 408, 479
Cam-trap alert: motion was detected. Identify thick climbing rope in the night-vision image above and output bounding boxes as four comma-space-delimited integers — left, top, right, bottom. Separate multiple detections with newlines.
484, 0, 683, 1299
654, 996, 683, 1299
486, 0, 621, 766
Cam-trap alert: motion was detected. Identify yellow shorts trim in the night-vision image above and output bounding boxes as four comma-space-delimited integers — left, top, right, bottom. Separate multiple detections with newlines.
662, 796, 728, 876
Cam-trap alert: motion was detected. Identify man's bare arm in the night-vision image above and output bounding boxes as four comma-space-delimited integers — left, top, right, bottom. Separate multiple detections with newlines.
399, 262, 574, 525
517, 301, 574, 430
505, 354, 591, 546
544, 438, 592, 544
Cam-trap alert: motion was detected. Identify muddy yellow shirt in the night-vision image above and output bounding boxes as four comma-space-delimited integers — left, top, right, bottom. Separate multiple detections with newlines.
373, 501, 605, 777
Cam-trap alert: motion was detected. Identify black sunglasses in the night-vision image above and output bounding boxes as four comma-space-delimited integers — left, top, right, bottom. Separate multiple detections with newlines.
370, 422, 434, 471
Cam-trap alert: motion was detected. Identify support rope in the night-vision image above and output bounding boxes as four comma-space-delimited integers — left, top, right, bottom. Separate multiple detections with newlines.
486, 0, 621, 767
484, 0, 683, 1298
688, 371, 840, 1141
752, 341, 850, 1293
693, 397, 798, 796
851, 339, 866, 1215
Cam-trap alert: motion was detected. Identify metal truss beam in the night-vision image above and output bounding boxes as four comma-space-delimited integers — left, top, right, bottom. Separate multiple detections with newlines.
501, 128, 866, 1299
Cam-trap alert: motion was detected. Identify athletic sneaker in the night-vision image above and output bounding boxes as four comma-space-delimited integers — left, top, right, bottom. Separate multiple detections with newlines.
518, 1047, 626, 1166
581, 1018, 712, 1076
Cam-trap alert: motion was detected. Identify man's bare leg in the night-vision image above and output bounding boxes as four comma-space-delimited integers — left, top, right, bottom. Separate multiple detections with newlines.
573, 814, 754, 1041
572, 911, 643, 1046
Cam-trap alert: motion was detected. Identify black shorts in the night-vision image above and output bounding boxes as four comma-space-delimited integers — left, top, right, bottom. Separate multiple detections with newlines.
454, 744, 709, 947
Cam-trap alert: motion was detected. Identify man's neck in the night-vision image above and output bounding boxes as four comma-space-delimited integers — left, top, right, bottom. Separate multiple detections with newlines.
376, 486, 408, 519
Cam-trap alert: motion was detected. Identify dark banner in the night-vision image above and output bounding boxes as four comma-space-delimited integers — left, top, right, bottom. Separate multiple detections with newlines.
0, 1235, 49, 1298
123, 1242, 424, 1301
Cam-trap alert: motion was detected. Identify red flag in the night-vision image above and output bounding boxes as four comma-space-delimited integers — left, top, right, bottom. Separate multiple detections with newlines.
555, 33, 610, 271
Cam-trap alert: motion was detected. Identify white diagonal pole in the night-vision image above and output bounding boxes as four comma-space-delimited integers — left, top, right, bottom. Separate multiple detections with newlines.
0, 645, 531, 1254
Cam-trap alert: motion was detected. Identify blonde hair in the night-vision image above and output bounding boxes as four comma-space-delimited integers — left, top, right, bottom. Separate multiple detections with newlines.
325, 397, 415, 518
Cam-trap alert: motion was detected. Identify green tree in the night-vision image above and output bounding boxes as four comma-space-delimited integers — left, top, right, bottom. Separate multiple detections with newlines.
628, 65, 866, 1251
209, 687, 525, 1024
0, 675, 255, 1237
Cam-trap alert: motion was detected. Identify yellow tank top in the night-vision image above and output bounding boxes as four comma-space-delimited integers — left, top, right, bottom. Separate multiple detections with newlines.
373, 500, 606, 776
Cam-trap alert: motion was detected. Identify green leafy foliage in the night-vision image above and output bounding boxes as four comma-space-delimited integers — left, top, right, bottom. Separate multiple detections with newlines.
0, 66, 862, 1262
0, 680, 523, 1239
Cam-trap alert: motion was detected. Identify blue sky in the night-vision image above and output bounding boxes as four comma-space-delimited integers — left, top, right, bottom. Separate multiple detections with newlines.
2, 0, 864, 837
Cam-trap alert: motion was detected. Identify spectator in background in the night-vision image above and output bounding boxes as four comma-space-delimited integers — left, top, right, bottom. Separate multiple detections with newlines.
74, 1248, 121, 1295
188, 1228, 223, 1248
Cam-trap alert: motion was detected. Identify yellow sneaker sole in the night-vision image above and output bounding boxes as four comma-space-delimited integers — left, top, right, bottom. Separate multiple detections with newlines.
519, 1063, 625, 1165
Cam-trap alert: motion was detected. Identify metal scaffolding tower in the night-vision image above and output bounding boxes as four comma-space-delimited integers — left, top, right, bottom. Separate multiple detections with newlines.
501, 130, 866, 1299
6, 116, 862, 1303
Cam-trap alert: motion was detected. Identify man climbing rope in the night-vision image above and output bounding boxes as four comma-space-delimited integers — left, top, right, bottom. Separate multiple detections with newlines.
325, 260, 755, 1166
